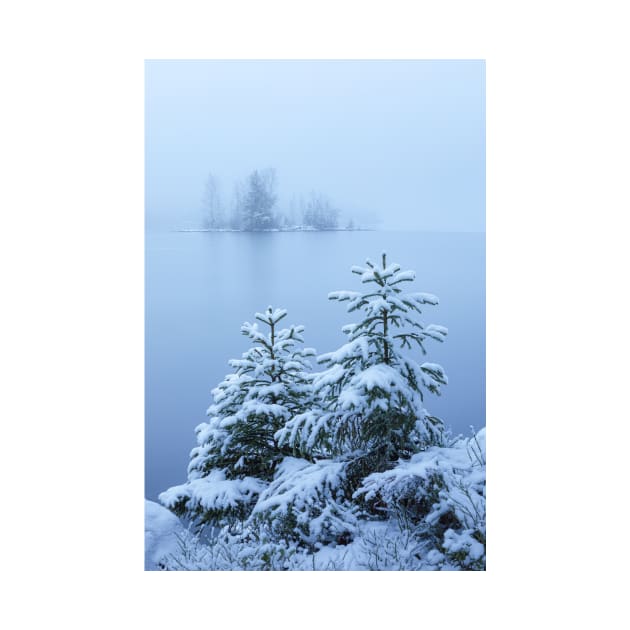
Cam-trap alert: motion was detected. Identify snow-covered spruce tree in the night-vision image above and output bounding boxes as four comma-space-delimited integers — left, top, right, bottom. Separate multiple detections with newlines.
277, 252, 448, 480
159, 307, 315, 528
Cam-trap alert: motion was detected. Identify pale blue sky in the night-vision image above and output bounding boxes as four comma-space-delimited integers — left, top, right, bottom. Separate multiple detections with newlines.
145, 59, 485, 231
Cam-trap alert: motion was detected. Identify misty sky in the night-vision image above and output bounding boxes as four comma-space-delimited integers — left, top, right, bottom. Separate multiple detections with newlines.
145, 60, 485, 231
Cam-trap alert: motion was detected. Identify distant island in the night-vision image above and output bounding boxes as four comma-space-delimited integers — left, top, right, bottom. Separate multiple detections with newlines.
192, 168, 371, 232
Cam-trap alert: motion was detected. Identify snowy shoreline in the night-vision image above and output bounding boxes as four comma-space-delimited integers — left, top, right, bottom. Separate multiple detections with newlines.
175, 227, 375, 233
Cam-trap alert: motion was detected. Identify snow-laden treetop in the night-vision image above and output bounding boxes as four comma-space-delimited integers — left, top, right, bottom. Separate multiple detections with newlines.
277, 252, 449, 461
326, 251, 447, 366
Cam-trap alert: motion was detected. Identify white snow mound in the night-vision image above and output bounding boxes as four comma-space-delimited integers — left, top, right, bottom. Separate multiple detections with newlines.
145, 500, 186, 570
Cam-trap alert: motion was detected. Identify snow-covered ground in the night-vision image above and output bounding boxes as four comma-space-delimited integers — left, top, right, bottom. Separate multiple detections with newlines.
145, 500, 189, 570
146, 428, 485, 571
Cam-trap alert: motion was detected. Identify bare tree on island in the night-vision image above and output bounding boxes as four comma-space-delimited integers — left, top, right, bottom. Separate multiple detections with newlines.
302, 192, 340, 229
201, 172, 225, 229
229, 180, 245, 230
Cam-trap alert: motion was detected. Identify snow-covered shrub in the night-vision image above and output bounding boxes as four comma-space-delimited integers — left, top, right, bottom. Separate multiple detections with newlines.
426, 430, 485, 569
354, 443, 453, 524
156, 522, 324, 571
441, 528, 485, 571
355, 429, 486, 569
277, 253, 448, 479
356, 520, 452, 571
249, 457, 358, 547
354, 461, 443, 524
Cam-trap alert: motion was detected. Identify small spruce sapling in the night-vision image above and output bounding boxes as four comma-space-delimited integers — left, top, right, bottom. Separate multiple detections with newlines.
160, 307, 315, 526
277, 253, 448, 476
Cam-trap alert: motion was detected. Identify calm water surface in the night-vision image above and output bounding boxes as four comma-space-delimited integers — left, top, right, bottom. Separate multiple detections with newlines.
145, 230, 485, 500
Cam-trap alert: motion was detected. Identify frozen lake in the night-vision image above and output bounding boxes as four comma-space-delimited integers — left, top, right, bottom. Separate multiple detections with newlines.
145, 230, 485, 500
